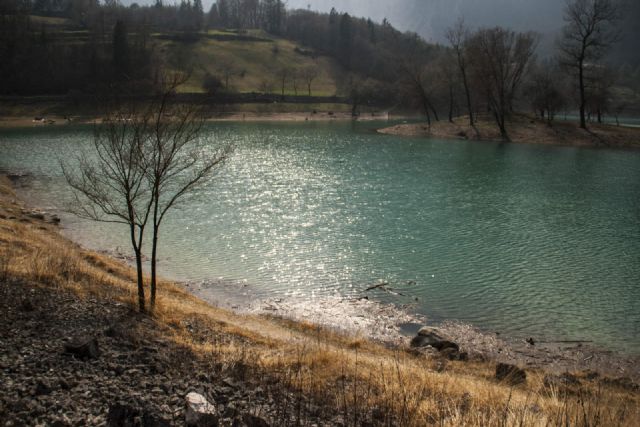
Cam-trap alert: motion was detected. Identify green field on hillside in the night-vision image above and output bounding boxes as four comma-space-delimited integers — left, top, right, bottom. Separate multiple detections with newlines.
23, 20, 347, 97
158, 30, 345, 96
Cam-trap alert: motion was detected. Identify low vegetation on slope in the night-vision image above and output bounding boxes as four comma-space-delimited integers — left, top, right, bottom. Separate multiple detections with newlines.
159, 29, 343, 96
1, 176, 639, 426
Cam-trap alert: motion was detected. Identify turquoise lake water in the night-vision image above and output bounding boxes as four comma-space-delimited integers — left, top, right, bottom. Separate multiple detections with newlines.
1, 121, 639, 351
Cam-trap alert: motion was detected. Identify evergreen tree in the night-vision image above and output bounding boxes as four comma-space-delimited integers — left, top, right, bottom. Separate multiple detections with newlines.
339, 13, 352, 65
207, 2, 219, 28
193, 0, 204, 31
217, 0, 229, 27
112, 20, 130, 81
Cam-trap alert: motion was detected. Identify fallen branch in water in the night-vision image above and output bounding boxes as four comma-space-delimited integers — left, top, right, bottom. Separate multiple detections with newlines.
365, 282, 389, 292
365, 282, 407, 297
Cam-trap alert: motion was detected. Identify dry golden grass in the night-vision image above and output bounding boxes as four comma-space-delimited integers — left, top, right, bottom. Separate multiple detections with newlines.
1, 175, 638, 426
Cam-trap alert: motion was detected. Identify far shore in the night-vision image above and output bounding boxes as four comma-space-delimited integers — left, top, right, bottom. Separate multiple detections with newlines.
6, 111, 640, 151
0, 110, 398, 129
378, 115, 640, 149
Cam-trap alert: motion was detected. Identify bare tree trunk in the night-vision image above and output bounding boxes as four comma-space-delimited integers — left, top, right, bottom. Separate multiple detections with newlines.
448, 84, 454, 123
422, 97, 431, 127
430, 102, 439, 122
579, 59, 587, 129
419, 90, 438, 123
281, 76, 286, 99
150, 181, 161, 312
460, 67, 474, 126
135, 250, 145, 312
130, 224, 145, 313
150, 224, 158, 310
494, 110, 509, 141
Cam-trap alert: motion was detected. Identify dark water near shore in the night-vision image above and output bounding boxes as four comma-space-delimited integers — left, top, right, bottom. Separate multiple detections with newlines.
1, 122, 639, 352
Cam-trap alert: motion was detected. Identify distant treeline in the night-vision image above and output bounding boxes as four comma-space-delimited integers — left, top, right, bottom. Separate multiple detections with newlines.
0, 0, 438, 99
0, 0, 638, 129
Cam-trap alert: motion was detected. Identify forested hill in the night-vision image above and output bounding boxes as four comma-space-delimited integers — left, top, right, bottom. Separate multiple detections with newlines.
0, 0, 438, 110
2, 0, 639, 125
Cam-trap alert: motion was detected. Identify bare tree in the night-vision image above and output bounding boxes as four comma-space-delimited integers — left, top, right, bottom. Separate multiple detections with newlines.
433, 52, 459, 123
467, 27, 538, 140
559, 0, 619, 129
143, 75, 230, 310
401, 60, 440, 126
259, 78, 275, 94
291, 67, 300, 96
63, 108, 153, 312
586, 64, 615, 123
446, 18, 475, 127
526, 61, 568, 124
278, 67, 289, 98
64, 75, 231, 313
301, 65, 319, 96
217, 60, 238, 90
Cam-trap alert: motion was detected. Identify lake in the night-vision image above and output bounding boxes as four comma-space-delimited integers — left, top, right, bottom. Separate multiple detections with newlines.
1, 121, 639, 352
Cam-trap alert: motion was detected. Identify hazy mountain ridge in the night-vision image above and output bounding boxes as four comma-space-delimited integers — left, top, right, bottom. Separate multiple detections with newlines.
288, 0, 637, 64
287, 0, 564, 42
118, 0, 638, 64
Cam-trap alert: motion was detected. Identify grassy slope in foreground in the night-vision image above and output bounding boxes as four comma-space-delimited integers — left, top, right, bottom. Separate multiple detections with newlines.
379, 115, 640, 149
0, 175, 639, 426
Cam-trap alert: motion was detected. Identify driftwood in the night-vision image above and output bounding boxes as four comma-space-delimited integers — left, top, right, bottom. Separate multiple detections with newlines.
364, 282, 407, 297
365, 282, 389, 292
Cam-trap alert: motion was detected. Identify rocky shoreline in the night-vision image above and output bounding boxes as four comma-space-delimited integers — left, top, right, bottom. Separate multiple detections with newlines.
6, 176, 640, 384
2, 173, 640, 426
183, 280, 640, 382
0, 276, 348, 426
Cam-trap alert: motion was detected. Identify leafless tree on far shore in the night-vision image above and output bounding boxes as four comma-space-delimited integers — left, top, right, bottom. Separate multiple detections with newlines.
446, 18, 475, 127
558, 0, 619, 129
301, 66, 319, 97
467, 27, 538, 140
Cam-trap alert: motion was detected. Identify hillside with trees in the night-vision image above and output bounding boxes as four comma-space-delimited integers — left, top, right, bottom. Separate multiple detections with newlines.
1, 0, 638, 129
0, 0, 436, 113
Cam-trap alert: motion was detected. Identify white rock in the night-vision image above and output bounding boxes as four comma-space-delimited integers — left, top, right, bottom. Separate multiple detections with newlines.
185, 392, 218, 427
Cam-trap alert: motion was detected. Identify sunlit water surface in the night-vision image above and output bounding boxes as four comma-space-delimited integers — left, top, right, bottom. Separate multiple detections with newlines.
1, 121, 639, 352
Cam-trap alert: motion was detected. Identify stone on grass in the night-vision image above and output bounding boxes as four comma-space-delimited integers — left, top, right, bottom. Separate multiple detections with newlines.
185, 392, 219, 427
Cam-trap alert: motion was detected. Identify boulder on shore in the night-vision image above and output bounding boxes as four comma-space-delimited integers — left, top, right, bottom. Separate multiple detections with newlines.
185, 392, 219, 427
411, 327, 460, 352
